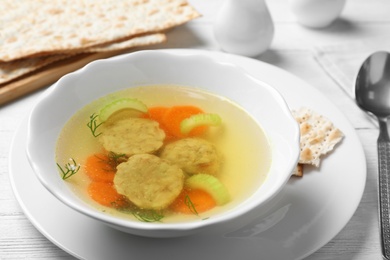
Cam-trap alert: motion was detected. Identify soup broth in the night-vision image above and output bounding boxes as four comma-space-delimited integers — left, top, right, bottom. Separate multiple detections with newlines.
56, 85, 271, 223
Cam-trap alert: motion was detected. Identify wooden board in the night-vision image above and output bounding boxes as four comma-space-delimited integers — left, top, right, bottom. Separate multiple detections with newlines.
0, 50, 127, 106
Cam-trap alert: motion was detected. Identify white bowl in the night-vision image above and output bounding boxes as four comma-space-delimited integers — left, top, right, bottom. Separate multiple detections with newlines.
26, 50, 300, 238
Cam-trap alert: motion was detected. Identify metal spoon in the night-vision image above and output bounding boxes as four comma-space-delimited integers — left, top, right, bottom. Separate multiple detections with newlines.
355, 51, 390, 260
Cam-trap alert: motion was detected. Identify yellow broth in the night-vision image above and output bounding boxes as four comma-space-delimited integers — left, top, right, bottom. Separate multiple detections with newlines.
56, 85, 271, 223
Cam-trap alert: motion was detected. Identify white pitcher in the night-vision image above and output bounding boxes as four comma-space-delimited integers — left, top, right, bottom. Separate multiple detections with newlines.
213, 0, 274, 57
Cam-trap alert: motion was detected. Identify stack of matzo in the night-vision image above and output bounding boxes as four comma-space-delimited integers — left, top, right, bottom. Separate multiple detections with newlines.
0, 0, 200, 104
291, 107, 344, 177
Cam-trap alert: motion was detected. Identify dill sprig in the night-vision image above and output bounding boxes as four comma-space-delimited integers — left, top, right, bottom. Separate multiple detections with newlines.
117, 206, 164, 222
87, 113, 103, 137
95, 152, 127, 170
132, 210, 164, 222
185, 194, 199, 216
107, 152, 127, 165
57, 158, 80, 180
117, 207, 164, 222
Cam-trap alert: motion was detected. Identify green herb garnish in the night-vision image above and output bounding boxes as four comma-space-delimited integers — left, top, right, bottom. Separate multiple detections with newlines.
107, 152, 127, 165
87, 113, 103, 137
132, 210, 164, 222
95, 152, 127, 169
116, 205, 164, 222
57, 158, 80, 180
185, 194, 199, 216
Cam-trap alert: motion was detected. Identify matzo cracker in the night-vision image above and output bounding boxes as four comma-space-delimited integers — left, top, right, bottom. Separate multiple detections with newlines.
0, 0, 199, 61
292, 164, 304, 177
0, 54, 69, 85
0, 33, 166, 85
292, 107, 344, 167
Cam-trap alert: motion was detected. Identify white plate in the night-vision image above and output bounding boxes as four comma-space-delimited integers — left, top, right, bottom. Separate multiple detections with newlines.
9, 49, 366, 260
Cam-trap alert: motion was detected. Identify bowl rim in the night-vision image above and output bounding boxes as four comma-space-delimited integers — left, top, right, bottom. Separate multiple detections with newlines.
26, 49, 300, 235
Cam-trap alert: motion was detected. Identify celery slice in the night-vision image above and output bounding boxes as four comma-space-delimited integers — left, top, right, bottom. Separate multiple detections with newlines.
180, 113, 222, 135
186, 174, 230, 205
99, 98, 148, 122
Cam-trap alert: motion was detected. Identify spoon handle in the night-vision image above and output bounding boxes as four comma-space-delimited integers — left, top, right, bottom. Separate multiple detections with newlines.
378, 118, 390, 260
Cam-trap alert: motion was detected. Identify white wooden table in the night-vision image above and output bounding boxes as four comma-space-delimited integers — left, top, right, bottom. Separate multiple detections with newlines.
1, 0, 389, 259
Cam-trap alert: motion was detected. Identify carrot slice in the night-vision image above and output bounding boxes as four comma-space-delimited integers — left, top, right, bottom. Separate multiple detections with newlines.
162, 106, 207, 138
147, 106, 169, 122
88, 181, 128, 208
142, 106, 175, 141
84, 154, 116, 183
170, 188, 216, 214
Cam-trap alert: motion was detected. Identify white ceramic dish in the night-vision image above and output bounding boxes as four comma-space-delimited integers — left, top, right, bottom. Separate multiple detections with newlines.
10, 49, 366, 259
25, 50, 300, 237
